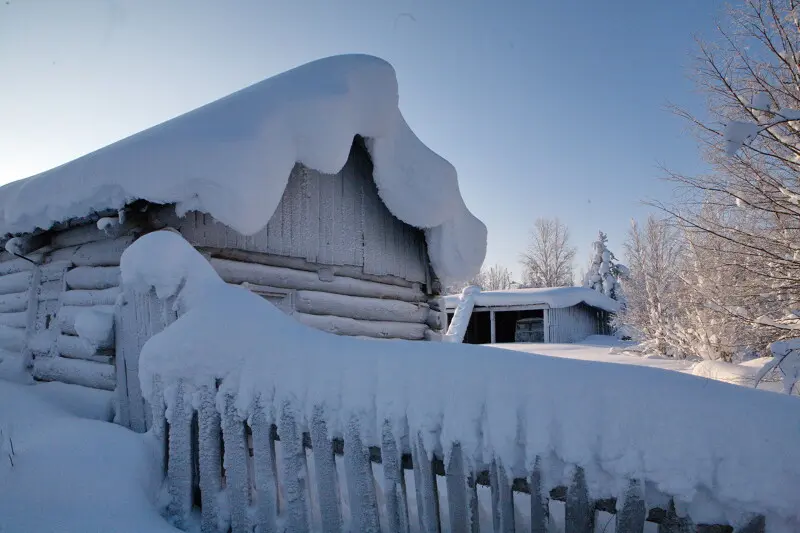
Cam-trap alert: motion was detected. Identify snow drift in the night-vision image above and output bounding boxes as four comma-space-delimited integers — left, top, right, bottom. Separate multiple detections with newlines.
0, 54, 486, 282
0, 381, 177, 533
124, 232, 800, 530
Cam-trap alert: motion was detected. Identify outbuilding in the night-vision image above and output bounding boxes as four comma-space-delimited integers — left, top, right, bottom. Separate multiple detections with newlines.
444, 287, 618, 344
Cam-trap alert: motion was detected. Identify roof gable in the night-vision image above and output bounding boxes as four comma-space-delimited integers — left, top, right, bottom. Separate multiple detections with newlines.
0, 55, 486, 282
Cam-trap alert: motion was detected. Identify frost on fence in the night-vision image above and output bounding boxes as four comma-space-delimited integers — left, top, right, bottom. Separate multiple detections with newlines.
123, 231, 800, 532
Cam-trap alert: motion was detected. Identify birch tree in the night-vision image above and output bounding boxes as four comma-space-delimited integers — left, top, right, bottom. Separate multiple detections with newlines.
521, 217, 576, 287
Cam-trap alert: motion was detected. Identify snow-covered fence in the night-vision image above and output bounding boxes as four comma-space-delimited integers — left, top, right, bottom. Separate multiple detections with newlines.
151, 378, 771, 533
124, 232, 800, 533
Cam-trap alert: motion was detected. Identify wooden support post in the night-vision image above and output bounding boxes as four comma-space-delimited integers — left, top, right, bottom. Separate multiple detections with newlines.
490, 311, 496, 343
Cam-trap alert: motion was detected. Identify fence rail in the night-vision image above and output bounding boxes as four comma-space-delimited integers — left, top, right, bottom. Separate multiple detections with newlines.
152, 379, 765, 533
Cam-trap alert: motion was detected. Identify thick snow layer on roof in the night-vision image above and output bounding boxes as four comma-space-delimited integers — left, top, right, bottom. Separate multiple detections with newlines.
443, 286, 619, 312
0, 54, 485, 282
124, 232, 800, 530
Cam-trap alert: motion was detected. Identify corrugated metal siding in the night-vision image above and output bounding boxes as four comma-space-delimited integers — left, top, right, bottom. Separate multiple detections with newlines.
548, 304, 608, 344
172, 143, 428, 283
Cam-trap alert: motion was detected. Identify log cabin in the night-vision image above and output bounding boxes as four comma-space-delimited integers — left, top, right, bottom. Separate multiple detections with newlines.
0, 55, 486, 410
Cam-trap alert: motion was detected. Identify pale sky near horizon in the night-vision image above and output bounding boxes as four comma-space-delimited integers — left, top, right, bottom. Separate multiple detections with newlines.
0, 0, 724, 281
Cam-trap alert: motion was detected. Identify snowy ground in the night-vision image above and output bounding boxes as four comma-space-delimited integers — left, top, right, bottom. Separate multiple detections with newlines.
0, 380, 178, 533
489, 335, 787, 394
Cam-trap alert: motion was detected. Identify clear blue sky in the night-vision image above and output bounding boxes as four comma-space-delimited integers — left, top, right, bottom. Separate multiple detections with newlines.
0, 0, 723, 280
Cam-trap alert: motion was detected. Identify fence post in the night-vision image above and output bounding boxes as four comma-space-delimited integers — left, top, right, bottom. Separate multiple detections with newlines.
616, 479, 645, 533
530, 456, 549, 533
344, 416, 381, 533
279, 400, 310, 533
250, 398, 278, 533
381, 419, 410, 533
565, 466, 593, 533
221, 391, 250, 533
166, 380, 194, 530
197, 383, 222, 533
310, 406, 343, 533
412, 433, 441, 533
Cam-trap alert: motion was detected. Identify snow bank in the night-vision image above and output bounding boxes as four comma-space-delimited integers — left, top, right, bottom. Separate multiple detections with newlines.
0, 54, 485, 282
443, 286, 620, 313
0, 380, 178, 533
126, 232, 800, 530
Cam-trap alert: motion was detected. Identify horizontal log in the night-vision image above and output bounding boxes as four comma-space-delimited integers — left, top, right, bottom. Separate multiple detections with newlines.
46, 235, 134, 266
293, 312, 428, 340
0, 325, 25, 351
0, 257, 37, 276
0, 270, 32, 295
50, 219, 139, 249
0, 292, 28, 313
33, 356, 115, 391
424, 329, 443, 342
57, 335, 113, 363
61, 287, 121, 306
0, 311, 27, 329
64, 266, 120, 290
203, 247, 421, 288
425, 308, 443, 330
211, 258, 426, 303
294, 290, 428, 323
57, 305, 115, 336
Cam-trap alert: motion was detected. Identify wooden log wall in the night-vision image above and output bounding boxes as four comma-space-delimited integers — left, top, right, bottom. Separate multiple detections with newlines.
209, 256, 439, 341
0, 222, 130, 392
156, 380, 767, 533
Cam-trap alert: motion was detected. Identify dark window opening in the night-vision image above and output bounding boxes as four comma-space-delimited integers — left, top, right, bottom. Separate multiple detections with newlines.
495, 309, 544, 343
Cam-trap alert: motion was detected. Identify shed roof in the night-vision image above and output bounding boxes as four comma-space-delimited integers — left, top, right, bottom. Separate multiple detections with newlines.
443, 287, 620, 313
0, 55, 486, 282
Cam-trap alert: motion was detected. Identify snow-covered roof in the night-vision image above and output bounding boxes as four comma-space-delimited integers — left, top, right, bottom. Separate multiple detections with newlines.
0, 54, 486, 282
443, 287, 620, 313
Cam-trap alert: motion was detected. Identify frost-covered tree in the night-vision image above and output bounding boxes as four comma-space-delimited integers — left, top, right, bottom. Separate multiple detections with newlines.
520, 217, 576, 287
483, 264, 514, 291
444, 264, 514, 293
659, 0, 800, 359
583, 231, 627, 303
